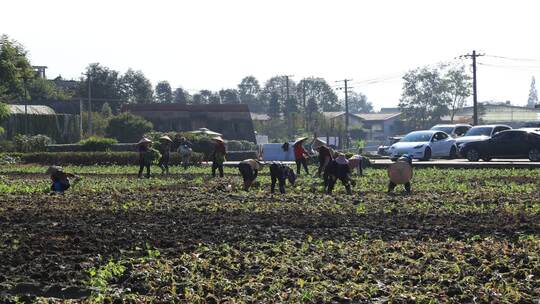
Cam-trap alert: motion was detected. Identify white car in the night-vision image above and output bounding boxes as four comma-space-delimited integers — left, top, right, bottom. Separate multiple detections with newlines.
455, 125, 511, 149
389, 130, 457, 161
430, 124, 472, 138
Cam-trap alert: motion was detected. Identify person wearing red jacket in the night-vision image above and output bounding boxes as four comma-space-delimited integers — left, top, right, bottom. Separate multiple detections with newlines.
293, 140, 309, 175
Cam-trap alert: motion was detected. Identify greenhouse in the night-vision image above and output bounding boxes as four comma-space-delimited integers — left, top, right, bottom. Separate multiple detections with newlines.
2, 105, 80, 143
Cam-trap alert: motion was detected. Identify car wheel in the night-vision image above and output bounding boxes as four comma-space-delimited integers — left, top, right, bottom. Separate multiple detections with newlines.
466, 149, 480, 162
529, 148, 540, 162
448, 146, 457, 159
482, 157, 492, 162
421, 147, 432, 161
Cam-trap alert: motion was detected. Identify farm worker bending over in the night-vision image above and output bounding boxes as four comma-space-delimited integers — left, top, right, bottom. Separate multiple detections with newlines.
178, 137, 193, 170
387, 154, 413, 194
137, 138, 153, 178
315, 145, 333, 178
211, 137, 227, 177
293, 137, 309, 175
46, 166, 79, 193
324, 153, 352, 195
269, 162, 296, 194
157, 135, 172, 175
238, 159, 262, 191
348, 154, 364, 176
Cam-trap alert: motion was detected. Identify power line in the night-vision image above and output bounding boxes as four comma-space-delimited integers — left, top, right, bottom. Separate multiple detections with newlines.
485, 54, 540, 63
477, 62, 540, 71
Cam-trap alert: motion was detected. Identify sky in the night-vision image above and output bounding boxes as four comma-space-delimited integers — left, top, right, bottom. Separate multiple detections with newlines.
2, 0, 540, 110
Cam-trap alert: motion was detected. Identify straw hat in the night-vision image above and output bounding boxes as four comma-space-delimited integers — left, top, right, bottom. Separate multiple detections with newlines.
214, 136, 224, 143
159, 135, 172, 142
137, 138, 152, 145
46, 166, 62, 175
335, 153, 348, 165
388, 161, 413, 184
293, 137, 308, 145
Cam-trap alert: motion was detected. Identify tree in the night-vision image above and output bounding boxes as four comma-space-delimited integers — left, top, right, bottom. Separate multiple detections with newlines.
0, 35, 35, 101
262, 76, 296, 115
296, 77, 340, 112
527, 76, 538, 108
155, 81, 173, 103
444, 64, 472, 122
173, 87, 191, 104
27, 78, 72, 101
101, 102, 113, 118
219, 89, 240, 104
399, 66, 451, 130
348, 91, 373, 113
268, 92, 280, 118
0, 102, 10, 134
80, 63, 122, 100
105, 112, 153, 142
238, 76, 264, 112
192, 89, 214, 104
120, 69, 153, 103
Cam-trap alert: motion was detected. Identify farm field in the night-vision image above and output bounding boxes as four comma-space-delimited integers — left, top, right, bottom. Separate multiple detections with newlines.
0, 165, 539, 303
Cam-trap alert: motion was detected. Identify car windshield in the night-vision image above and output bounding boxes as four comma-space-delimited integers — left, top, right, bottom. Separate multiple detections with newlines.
401, 131, 433, 142
431, 126, 454, 134
465, 127, 492, 136
384, 138, 401, 145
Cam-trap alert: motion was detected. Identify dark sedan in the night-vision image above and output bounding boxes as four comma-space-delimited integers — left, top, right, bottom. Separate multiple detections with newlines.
459, 130, 540, 162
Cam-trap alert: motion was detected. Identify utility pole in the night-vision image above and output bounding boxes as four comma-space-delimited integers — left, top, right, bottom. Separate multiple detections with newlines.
283, 75, 294, 137
302, 80, 306, 112
87, 74, 92, 136
79, 98, 84, 139
23, 77, 28, 134
284, 75, 294, 102
462, 50, 484, 125
336, 79, 353, 149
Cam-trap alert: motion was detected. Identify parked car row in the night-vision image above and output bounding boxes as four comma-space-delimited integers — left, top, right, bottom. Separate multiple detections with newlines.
379, 123, 540, 162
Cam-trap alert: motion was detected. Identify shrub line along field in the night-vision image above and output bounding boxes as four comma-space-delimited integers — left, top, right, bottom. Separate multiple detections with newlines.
0, 164, 539, 303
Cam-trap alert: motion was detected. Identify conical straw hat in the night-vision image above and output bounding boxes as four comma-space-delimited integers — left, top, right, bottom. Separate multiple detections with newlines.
159, 135, 172, 142
46, 166, 62, 175
137, 138, 152, 145
293, 137, 308, 145
335, 153, 348, 165
388, 161, 413, 184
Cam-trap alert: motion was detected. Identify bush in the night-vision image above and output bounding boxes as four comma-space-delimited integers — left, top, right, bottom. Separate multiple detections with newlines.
226, 140, 257, 151
13, 134, 53, 152
20, 151, 204, 166
0, 140, 15, 152
145, 131, 217, 160
106, 113, 153, 143
79, 136, 118, 151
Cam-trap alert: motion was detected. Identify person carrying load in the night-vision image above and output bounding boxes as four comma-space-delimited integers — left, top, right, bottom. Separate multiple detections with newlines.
238, 159, 262, 191
324, 153, 352, 195
293, 137, 309, 175
387, 154, 413, 194
46, 166, 80, 193
348, 154, 364, 176
269, 162, 296, 194
137, 138, 154, 178
211, 137, 227, 177
157, 135, 172, 175
178, 137, 193, 170
315, 144, 333, 178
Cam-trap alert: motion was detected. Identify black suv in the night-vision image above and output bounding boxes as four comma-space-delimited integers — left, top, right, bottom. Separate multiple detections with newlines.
459, 129, 540, 162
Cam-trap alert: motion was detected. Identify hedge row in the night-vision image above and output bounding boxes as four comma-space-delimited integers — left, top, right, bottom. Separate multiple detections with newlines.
19, 152, 204, 166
